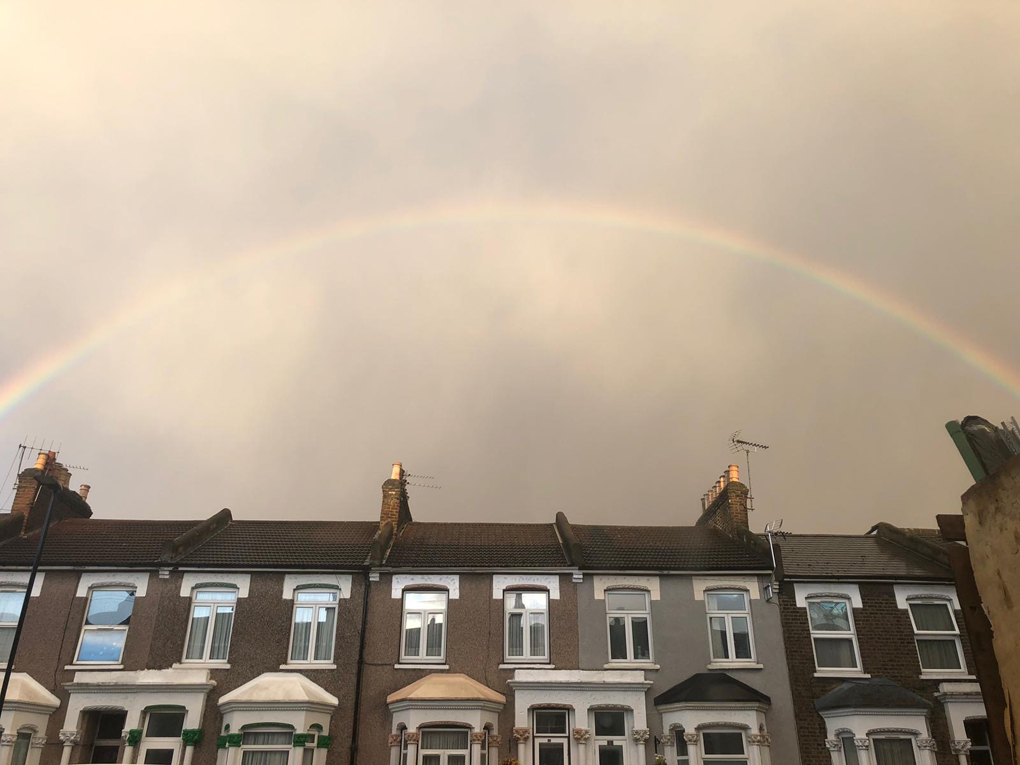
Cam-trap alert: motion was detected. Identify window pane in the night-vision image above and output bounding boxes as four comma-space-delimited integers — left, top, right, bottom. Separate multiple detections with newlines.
0, 626, 15, 665
242, 732, 292, 746
909, 603, 955, 631
608, 616, 628, 660
295, 590, 337, 603
86, 591, 135, 626
301, 749, 313, 765
194, 590, 236, 602
842, 737, 860, 765
538, 743, 565, 765
421, 757, 440, 765
146, 712, 185, 738
872, 738, 916, 765
529, 612, 548, 658
631, 617, 650, 661
0, 592, 25, 623
702, 732, 744, 755
448, 757, 466, 765
240, 752, 289, 765
814, 637, 857, 668
596, 745, 623, 765
917, 639, 961, 670
403, 613, 422, 657
142, 750, 174, 765
507, 612, 524, 657
185, 606, 211, 660
707, 592, 746, 612
964, 719, 990, 746
420, 729, 469, 749
291, 607, 313, 661
732, 617, 752, 659
405, 592, 447, 610
534, 710, 568, 735
606, 592, 647, 612
425, 613, 444, 657
593, 711, 625, 737
97, 713, 126, 740
313, 607, 335, 661
78, 629, 126, 662
808, 601, 851, 632
10, 733, 30, 765
92, 747, 121, 764
521, 592, 548, 609
710, 616, 729, 660
209, 606, 234, 661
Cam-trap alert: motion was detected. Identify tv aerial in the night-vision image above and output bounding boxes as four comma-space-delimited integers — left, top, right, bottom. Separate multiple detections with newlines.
729, 431, 769, 512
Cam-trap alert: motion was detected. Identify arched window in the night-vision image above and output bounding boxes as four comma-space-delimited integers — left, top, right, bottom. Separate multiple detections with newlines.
705, 590, 755, 663
840, 734, 860, 765
807, 597, 861, 672
183, 588, 237, 663
400, 590, 448, 663
605, 590, 652, 662
674, 727, 689, 765
10, 729, 32, 765
504, 591, 549, 662
289, 588, 339, 664
76, 588, 135, 664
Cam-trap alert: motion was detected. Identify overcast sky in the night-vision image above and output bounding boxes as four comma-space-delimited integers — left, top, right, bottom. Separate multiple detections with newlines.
2, 2, 1019, 533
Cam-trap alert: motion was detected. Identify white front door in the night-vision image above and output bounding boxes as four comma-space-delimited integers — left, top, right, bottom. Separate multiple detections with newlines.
138, 711, 187, 765
536, 740, 568, 765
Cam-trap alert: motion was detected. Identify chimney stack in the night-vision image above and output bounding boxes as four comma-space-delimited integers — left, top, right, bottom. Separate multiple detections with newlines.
380, 462, 412, 535
696, 462, 750, 533
7, 450, 92, 535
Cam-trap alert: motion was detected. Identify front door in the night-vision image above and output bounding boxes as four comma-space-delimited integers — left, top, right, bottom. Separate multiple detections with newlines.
138, 711, 186, 765
537, 741, 568, 765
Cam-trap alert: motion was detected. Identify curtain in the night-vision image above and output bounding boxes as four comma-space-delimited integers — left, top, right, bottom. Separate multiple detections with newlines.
425, 614, 444, 657
916, 639, 961, 670
241, 751, 289, 765
814, 637, 856, 668
841, 737, 860, 765
507, 613, 524, 657
608, 617, 627, 660
10, 733, 30, 765
291, 608, 313, 661
909, 603, 954, 631
242, 732, 292, 746
209, 606, 234, 661
186, 606, 211, 659
404, 614, 422, 657
631, 617, 650, 660
313, 606, 335, 661
710, 617, 729, 660
529, 612, 547, 658
420, 729, 469, 750
732, 617, 751, 659
872, 739, 916, 765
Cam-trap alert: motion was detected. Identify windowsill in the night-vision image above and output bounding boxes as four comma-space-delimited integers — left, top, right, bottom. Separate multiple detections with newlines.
921, 673, 976, 680
395, 663, 449, 670
280, 663, 336, 670
604, 662, 660, 670
814, 671, 871, 679
65, 664, 124, 670
707, 662, 764, 670
172, 662, 231, 670
499, 663, 555, 669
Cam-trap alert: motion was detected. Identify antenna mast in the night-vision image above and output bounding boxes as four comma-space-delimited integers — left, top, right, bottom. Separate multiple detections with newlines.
729, 431, 770, 511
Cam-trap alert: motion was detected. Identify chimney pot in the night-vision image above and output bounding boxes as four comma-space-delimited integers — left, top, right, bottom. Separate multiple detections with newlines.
717, 475, 726, 491
391, 462, 403, 480
728, 464, 740, 483
33, 451, 48, 471
79, 484, 91, 501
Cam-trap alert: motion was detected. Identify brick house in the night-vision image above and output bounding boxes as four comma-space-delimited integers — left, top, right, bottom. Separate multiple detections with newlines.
774, 525, 991, 765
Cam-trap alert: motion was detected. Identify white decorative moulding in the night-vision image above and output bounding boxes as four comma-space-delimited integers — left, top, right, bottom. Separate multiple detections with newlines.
593, 575, 660, 601
894, 584, 960, 611
492, 574, 560, 600
391, 574, 460, 599
693, 576, 761, 601
77, 571, 149, 598
794, 582, 862, 609
0, 571, 45, 597
179, 572, 251, 598
283, 574, 352, 600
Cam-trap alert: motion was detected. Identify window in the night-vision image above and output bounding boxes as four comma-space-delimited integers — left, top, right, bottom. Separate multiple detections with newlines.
907, 600, 963, 672
807, 598, 861, 671
701, 730, 747, 764
184, 589, 236, 663
140, 711, 186, 765
675, 729, 689, 765
505, 591, 549, 662
479, 730, 489, 765
606, 590, 652, 662
399, 730, 408, 765
419, 728, 469, 765
10, 731, 31, 765
594, 711, 627, 765
840, 735, 860, 765
401, 591, 448, 662
706, 591, 754, 662
240, 729, 292, 765
90, 712, 126, 763
534, 710, 568, 765
965, 719, 993, 765
76, 589, 135, 663
297, 729, 317, 765
871, 738, 916, 765
0, 589, 25, 665
289, 588, 338, 663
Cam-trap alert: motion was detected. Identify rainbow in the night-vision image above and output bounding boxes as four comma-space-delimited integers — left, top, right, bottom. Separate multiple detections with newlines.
2, 199, 1017, 420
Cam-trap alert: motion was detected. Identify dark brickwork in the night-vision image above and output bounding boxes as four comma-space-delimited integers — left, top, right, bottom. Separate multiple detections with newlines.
779, 583, 976, 765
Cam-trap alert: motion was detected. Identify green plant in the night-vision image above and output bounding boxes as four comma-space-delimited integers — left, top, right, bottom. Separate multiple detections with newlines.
499, 759, 520, 765
654, 755, 668, 765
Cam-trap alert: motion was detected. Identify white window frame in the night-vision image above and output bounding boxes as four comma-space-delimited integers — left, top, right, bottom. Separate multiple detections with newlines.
839, 734, 861, 765
906, 599, 964, 674
181, 588, 237, 664
605, 589, 653, 663
75, 587, 136, 664
674, 728, 689, 765
592, 710, 629, 764
287, 587, 339, 664
868, 735, 918, 765
807, 596, 863, 673
705, 589, 756, 664
0, 588, 26, 667
138, 709, 187, 765
399, 729, 409, 765
503, 590, 550, 663
239, 728, 293, 765
700, 728, 749, 764
400, 590, 448, 663
418, 727, 470, 764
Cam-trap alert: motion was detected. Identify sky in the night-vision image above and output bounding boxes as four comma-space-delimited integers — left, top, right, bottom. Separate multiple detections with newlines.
1, 2, 1019, 533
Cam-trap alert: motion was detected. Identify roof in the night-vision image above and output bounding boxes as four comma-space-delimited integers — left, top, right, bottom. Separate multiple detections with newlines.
3, 673, 60, 709
654, 672, 771, 706
386, 673, 505, 705
775, 534, 950, 580
219, 673, 338, 707
0, 518, 379, 569
385, 522, 570, 568
815, 678, 930, 712
573, 524, 771, 571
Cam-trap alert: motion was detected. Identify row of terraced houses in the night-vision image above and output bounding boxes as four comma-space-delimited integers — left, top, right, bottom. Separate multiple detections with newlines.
0, 455, 992, 765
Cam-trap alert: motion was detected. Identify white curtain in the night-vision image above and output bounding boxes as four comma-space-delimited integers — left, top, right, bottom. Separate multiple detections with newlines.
313, 607, 335, 661
242, 732, 292, 746
186, 607, 211, 659
529, 612, 547, 657
420, 729, 469, 750
210, 606, 234, 660
292, 608, 313, 661
507, 613, 524, 656
872, 739, 916, 765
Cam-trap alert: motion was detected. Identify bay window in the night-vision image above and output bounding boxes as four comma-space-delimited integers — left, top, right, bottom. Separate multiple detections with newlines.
183, 588, 236, 663
907, 600, 963, 672
289, 588, 338, 663
76, 588, 135, 663
504, 591, 549, 662
239, 729, 292, 765
419, 728, 469, 765
706, 591, 754, 663
606, 590, 652, 662
401, 591, 448, 662
808, 598, 862, 672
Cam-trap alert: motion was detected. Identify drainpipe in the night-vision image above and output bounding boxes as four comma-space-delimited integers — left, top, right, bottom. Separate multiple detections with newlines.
348, 571, 372, 765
